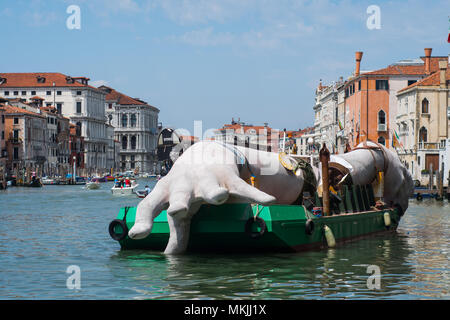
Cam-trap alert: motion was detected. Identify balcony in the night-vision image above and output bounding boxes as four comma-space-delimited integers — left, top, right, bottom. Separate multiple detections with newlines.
377, 123, 387, 132
417, 142, 440, 150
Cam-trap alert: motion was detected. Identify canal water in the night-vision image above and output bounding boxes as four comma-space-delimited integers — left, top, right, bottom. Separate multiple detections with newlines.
0, 180, 448, 299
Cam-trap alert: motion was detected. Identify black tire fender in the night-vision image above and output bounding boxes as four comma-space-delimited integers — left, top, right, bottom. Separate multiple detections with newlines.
245, 217, 266, 239
416, 193, 423, 201
305, 219, 315, 235
109, 219, 129, 241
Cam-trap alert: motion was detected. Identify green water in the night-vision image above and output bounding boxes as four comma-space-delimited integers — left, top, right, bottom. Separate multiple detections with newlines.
0, 181, 448, 299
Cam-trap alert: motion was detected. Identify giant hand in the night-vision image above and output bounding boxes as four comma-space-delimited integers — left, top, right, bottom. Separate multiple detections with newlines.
128, 141, 307, 254
327, 141, 414, 213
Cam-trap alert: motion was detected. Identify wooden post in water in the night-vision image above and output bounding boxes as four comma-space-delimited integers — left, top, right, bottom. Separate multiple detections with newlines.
319, 143, 330, 216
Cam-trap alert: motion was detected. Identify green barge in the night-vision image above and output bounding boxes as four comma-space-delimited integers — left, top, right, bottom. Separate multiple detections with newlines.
109, 184, 403, 253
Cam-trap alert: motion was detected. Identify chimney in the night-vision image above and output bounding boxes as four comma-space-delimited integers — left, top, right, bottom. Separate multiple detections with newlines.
424, 48, 432, 75
355, 51, 363, 77
439, 60, 447, 88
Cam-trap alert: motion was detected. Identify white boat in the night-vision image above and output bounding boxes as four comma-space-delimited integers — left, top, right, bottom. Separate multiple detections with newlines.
42, 177, 55, 185
85, 182, 101, 190
111, 183, 139, 195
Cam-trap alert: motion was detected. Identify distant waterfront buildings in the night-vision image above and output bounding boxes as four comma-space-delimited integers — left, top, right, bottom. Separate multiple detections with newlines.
0, 73, 108, 173
312, 48, 449, 186
100, 85, 159, 173
214, 118, 278, 152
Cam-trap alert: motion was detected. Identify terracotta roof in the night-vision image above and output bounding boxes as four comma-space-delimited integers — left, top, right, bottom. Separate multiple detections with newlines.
365, 57, 446, 76
100, 86, 144, 105
30, 96, 45, 100
0, 73, 102, 92
0, 103, 45, 118
398, 67, 450, 93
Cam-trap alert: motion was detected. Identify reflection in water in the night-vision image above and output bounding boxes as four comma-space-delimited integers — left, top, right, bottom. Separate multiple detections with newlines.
0, 184, 448, 299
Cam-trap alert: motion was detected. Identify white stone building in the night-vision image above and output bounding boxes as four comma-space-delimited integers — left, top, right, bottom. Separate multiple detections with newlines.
100, 86, 159, 173
0, 73, 109, 172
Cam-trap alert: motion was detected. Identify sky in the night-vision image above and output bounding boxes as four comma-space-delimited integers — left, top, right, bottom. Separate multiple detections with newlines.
0, 0, 449, 136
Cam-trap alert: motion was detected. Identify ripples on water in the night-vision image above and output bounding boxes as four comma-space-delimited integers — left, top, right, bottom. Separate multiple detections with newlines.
0, 182, 448, 299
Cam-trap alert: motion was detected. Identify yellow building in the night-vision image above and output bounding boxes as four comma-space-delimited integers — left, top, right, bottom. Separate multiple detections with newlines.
395, 59, 449, 186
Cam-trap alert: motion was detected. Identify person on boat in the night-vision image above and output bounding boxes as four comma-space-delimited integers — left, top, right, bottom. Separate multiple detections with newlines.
144, 185, 151, 196
125, 177, 131, 187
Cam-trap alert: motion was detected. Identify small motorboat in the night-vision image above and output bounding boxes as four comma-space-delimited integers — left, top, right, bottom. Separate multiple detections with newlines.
41, 177, 55, 185
135, 190, 148, 198
85, 182, 101, 190
111, 180, 139, 195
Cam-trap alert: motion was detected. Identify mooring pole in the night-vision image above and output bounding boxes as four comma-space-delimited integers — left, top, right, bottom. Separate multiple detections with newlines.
320, 143, 331, 216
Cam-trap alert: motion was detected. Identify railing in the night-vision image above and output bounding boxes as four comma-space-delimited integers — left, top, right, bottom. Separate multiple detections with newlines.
417, 142, 440, 150
377, 123, 387, 132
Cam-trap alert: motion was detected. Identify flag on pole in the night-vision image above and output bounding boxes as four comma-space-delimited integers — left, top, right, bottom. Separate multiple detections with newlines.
392, 130, 402, 148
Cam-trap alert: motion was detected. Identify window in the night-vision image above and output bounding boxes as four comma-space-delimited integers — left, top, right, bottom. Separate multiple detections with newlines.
46, 103, 52, 107
4, 91, 9, 96
122, 136, 128, 150
13, 147, 19, 160
421, 98, 429, 113
13, 91, 18, 96
76, 101, 82, 113
108, 103, 112, 109
57, 91, 62, 95
76, 122, 82, 136
408, 80, 417, 86
358, 80, 361, 91
14, 117, 19, 124
377, 136, 385, 146
419, 127, 427, 142
56, 103, 62, 114
46, 91, 51, 96
130, 114, 137, 127
130, 136, 136, 150
378, 110, 386, 131
376, 80, 389, 90
1, 131, 3, 140
121, 114, 128, 127
21, 91, 26, 95
76, 91, 82, 96
31, 91, 36, 95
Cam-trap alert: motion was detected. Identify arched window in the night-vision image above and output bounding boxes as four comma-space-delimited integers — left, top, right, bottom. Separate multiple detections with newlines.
122, 135, 128, 150
377, 136, 385, 146
130, 136, 136, 150
121, 114, 128, 127
76, 122, 82, 136
130, 114, 137, 127
419, 127, 427, 142
378, 110, 386, 131
421, 98, 429, 113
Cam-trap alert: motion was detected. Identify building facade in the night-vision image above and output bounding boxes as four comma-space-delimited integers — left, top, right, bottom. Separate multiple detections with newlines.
2, 104, 47, 180
395, 59, 449, 185
343, 49, 447, 149
100, 86, 159, 173
0, 73, 108, 172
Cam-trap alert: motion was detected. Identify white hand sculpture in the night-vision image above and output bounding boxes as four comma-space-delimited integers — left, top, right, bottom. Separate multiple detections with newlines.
128, 141, 306, 254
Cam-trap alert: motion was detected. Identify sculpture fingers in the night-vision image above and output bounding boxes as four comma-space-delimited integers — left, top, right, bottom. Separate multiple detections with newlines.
227, 176, 276, 205
198, 175, 229, 205
128, 179, 169, 240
